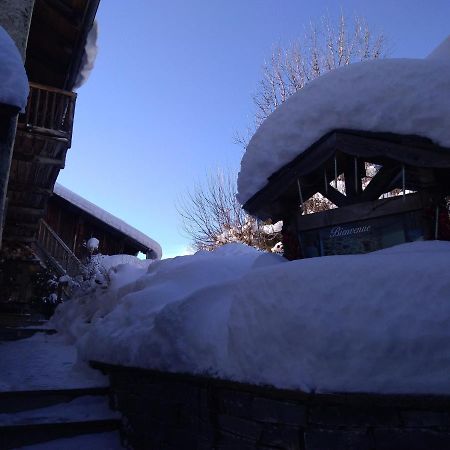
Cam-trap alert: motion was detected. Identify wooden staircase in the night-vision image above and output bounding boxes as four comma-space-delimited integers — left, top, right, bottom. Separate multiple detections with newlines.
0, 389, 121, 449
0, 318, 123, 448
35, 219, 83, 278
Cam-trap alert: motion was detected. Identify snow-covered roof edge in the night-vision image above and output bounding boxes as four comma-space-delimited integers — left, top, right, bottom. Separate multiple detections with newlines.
53, 183, 162, 259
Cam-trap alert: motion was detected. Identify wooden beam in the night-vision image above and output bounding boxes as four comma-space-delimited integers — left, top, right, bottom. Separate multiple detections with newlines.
343, 156, 363, 199
359, 165, 400, 202
297, 192, 431, 232
7, 205, 45, 216
3, 235, 36, 243
34, 155, 65, 168
318, 185, 352, 207
7, 182, 53, 195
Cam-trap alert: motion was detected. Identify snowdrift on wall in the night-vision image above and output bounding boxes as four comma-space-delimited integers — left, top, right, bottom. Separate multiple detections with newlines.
53, 241, 450, 395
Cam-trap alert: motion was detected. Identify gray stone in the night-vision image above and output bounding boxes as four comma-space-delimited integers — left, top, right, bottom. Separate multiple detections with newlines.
218, 431, 256, 450
0, 0, 34, 58
374, 429, 450, 450
260, 423, 301, 448
309, 405, 400, 427
305, 429, 372, 450
401, 410, 450, 428
218, 414, 262, 441
253, 397, 306, 426
219, 389, 254, 418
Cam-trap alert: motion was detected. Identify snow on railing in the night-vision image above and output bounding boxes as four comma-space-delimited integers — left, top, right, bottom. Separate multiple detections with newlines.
18, 82, 77, 143
37, 219, 83, 277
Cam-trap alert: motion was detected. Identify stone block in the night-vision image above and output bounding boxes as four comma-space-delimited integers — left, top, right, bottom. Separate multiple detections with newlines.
309, 405, 400, 427
400, 410, 450, 428
217, 431, 257, 450
374, 429, 450, 450
218, 414, 262, 441
260, 423, 301, 448
253, 397, 306, 426
219, 389, 254, 418
305, 429, 371, 450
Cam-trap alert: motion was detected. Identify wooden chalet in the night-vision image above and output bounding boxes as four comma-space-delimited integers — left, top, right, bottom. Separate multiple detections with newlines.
0, 0, 101, 305
40, 184, 161, 276
244, 129, 450, 260
4, 0, 100, 246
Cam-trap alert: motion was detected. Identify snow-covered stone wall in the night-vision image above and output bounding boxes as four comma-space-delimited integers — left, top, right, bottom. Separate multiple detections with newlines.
99, 362, 450, 450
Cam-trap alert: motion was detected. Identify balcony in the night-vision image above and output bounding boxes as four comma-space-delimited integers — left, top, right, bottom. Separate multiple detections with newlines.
4, 83, 78, 243
17, 82, 77, 144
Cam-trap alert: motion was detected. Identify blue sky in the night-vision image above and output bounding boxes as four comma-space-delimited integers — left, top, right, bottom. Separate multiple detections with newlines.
58, 0, 450, 258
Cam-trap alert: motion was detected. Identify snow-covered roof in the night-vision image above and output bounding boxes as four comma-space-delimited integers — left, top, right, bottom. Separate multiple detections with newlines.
0, 26, 28, 112
53, 183, 162, 259
237, 36, 450, 205
74, 21, 98, 90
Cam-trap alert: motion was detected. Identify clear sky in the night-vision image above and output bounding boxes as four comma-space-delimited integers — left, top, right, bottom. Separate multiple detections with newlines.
57, 0, 450, 258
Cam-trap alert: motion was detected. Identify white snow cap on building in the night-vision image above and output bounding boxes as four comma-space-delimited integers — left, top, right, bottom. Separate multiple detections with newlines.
237, 36, 450, 205
74, 21, 98, 89
53, 183, 162, 259
0, 26, 29, 112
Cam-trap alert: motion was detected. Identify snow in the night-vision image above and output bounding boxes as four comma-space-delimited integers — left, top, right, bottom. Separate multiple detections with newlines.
0, 333, 107, 392
17, 432, 124, 450
427, 35, 450, 61
0, 26, 28, 112
86, 237, 99, 252
53, 241, 450, 395
0, 395, 118, 426
262, 221, 283, 234
53, 183, 162, 259
237, 38, 450, 204
74, 21, 98, 89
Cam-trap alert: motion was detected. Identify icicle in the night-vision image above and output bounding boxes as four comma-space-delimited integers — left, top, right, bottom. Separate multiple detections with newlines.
402, 164, 406, 201
334, 156, 338, 189
435, 205, 440, 240
297, 178, 304, 213
324, 168, 328, 193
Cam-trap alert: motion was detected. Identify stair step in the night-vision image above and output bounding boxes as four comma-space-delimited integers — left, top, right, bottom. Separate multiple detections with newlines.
0, 387, 110, 413
0, 418, 120, 449
16, 431, 124, 449
0, 327, 56, 341
0, 395, 120, 449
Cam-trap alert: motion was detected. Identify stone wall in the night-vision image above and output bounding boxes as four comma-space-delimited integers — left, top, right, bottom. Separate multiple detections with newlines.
93, 362, 450, 450
0, 0, 34, 58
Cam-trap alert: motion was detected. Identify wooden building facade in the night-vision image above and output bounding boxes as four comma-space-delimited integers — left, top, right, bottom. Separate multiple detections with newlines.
244, 130, 450, 260
43, 184, 161, 265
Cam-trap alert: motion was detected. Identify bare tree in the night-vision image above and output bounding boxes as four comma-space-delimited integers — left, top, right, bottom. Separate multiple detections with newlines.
181, 13, 387, 251
177, 170, 281, 252
235, 13, 387, 146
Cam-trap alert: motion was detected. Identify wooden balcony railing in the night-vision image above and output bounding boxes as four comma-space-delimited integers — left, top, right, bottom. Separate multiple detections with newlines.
36, 219, 83, 277
18, 82, 77, 143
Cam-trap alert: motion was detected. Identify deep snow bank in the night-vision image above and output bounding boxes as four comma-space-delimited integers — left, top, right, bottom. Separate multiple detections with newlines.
53, 242, 450, 395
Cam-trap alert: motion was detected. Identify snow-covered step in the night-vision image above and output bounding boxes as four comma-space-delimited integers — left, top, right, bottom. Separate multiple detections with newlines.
16, 431, 125, 449
0, 387, 110, 414
0, 396, 121, 449
0, 334, 109, 392
0, 327, 56, 342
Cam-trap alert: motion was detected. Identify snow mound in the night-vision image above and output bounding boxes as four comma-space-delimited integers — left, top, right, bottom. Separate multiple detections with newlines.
53, 183, 162, 259
54, 241, 450, 395
237, 56, 450, 204
0, 26, 28, 112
